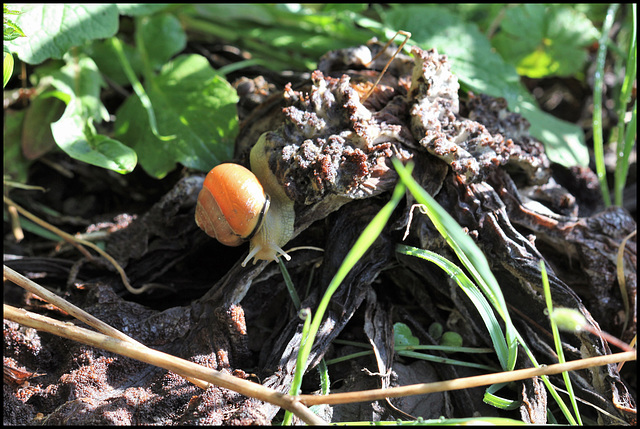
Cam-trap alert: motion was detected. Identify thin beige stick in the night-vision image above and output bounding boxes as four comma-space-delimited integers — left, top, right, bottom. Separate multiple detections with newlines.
361, 30, 412, 103
4, 304, 326, 425
6, 203, 24, 242
296, 350, 636, 406
4, 195, 93, 260
4, 265, 141, 345
4, 195, 152, 294
617, 229, 636, 335
618, 335, 637, 373
4, 265, 210, 390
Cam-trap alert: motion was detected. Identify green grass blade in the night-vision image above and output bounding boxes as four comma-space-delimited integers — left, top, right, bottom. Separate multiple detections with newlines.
393, 160, 577, 422
286, 178, 408, 421
615, 98, 637, 206
614, 3, 636, 207
593, 4, 620, 207
109, 37, 175, 141
278, 257, 301, 310
392, 159, 518, 371
397, 245, 509, 371
298, 179, 407, 362
484, 382, 520, 410
541, 261, 582, 425
397, 350, 497, 372
282, 308, 313, 425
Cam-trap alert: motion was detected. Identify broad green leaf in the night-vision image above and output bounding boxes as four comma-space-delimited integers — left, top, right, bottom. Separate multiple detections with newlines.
21, 93, 65, 159
137, 13, 187, 71
4, 109, 30, 184
516, 100, 589, 167
378, 4, 589, 168
87, 38, 144, 87
51, 112, 137, 174
6, 4, 119, 65
320, 4, 369, 14
3, 52, 14, 88
492, 4, 598, 78
393, 322, 420, 347
50, 55, 109, 123
50, 55, 136, 173
441, 4, 506, 33
114, 54, 238, 178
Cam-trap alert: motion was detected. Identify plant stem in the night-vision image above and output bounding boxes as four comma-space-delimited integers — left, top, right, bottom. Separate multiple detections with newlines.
614, 3, 637, 206
593, 3, 620, 207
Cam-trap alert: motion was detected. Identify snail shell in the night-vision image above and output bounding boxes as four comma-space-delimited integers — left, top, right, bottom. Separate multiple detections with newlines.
195, 133, 295, 266
195, 163, 269, 247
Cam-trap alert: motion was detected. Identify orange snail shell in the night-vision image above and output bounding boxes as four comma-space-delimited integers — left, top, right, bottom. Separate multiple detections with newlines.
196, 133, 295, 265
195, 163, 269, 247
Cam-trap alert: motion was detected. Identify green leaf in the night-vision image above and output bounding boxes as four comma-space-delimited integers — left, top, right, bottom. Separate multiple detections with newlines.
3, 5, 26, 41
50, 55, 109, 123
87, 38, 144, 87
428, 322, 443, 340
21, 93, 66, 160
393, 322, 420, 347
6, 4, 119, 65
492, 4, 598, 78
3, 109, 30, 184
378, 4, 589, 168
114, 54, 238, 178
50, 55, 137, 173
441, 331, 463, 348
320, 4, 369, 14
187, 4, 372, 72
3, 52, 14, 88
52, 114, 137, 174
137, 13, 187, 71
516, 101, 590, 167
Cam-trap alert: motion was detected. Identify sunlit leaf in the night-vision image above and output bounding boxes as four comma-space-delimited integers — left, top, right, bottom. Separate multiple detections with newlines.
50, 55, 137, 173
137, 13, 187, 71
492, 4, 599, 78
114, 54, 238, 178
6, 4, 118, 65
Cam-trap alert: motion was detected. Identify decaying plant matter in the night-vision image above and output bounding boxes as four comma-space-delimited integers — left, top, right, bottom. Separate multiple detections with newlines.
4, 40, 636, 424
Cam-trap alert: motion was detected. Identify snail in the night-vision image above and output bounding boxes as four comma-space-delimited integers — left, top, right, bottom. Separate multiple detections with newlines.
195, 132, 295, 266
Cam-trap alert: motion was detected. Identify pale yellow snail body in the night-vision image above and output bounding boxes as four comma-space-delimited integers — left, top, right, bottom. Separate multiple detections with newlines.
195, 133, 295, 266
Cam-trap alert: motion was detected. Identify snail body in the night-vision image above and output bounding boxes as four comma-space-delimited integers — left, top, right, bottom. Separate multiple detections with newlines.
195, 133, 294, 266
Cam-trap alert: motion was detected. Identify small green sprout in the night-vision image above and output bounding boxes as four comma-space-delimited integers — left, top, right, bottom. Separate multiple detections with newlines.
550, 308, 588, 333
